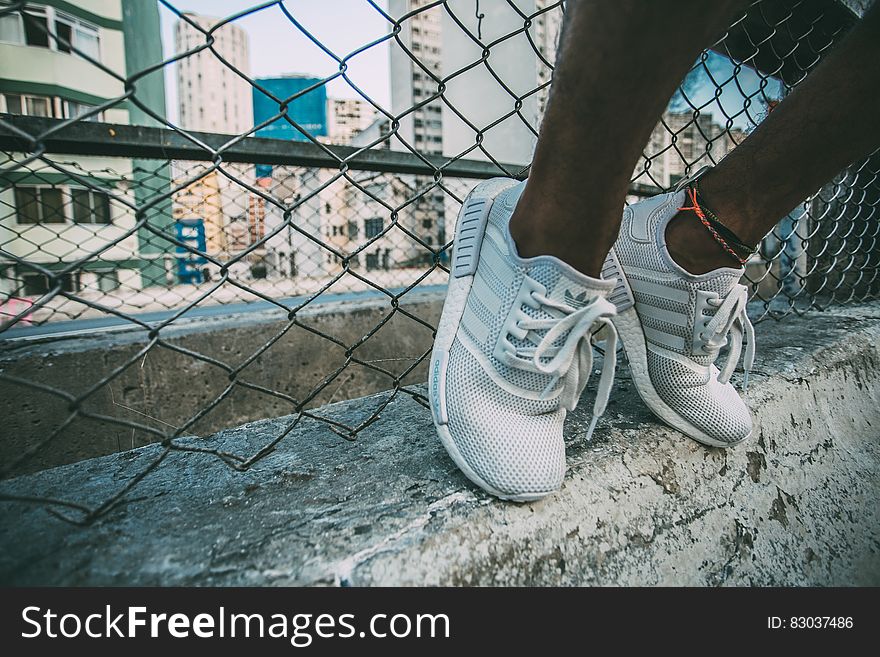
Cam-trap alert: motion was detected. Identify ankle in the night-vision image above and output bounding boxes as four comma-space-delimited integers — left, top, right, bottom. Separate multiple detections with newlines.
509, 205, 608, 278
665, 210, 752, 275
695, 170, 764, 247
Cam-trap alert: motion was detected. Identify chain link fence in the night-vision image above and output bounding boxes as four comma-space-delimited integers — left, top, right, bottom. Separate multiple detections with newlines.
0, 0, 877, 523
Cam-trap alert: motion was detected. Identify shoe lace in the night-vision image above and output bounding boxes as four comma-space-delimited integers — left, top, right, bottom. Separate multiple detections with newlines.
698, 283, 755, 388
510, 290, 618, 441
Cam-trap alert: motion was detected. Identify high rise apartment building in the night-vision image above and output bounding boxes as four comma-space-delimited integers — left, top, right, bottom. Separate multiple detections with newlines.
174, 13, 252, 134
387, 0, 446, 266
389, 0, 444, 156
439, 0, 562, 165
173, 12, 257, 281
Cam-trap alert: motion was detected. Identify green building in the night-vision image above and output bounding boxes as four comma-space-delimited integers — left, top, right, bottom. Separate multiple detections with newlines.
0, 0, 173, 309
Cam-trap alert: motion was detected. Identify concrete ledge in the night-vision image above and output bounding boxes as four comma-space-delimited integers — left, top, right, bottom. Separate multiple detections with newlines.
1, 303, 878, 586
0, 289, 442, 475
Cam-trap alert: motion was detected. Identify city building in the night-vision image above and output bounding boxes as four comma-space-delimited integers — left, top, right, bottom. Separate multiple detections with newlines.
171, 161, 227, 255
387, 0, 447, 262
389, 0, 444, 157
386, 1, 561, 265
257, 167, 333, 281
326, 98, 375, 145
0, 0, 170, 309
253, 75, 327, 141
250, 91, 376, 282
173, 12, 257, 277
439, 0, 562, 166
122, 0, 174, 288
174, 12, 252, 135
335, 173, 426, 274
350, 116, 393, 151
633, 111, 747, 192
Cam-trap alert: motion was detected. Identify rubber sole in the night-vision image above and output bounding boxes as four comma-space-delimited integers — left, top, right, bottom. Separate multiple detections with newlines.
604, 251, 750, 449
429, 178, 554, 503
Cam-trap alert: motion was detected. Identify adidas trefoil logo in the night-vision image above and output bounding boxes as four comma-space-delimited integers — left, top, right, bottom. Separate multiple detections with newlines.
564, 289, 592, 309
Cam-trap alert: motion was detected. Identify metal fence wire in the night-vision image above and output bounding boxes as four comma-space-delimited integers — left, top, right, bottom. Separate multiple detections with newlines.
0, 0, 878, 523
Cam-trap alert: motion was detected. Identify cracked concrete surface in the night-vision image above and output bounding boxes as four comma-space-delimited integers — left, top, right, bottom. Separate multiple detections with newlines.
1, 303, 878, 585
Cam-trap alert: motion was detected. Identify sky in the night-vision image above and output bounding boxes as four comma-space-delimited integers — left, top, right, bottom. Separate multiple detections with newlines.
157, 0, 782, 130
158, 0, 393, 124
672, 52, 785, 131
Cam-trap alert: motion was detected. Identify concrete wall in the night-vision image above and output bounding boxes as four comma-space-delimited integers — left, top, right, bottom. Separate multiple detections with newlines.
0, 290, 442, 476
0, 302, 878, 586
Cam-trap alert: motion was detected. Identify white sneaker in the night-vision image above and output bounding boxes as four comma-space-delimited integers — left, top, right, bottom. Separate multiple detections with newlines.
603, 186, 755, 447
430, 178, 620, 501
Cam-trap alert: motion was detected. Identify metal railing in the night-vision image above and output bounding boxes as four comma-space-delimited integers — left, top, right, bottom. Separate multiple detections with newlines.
0, 0, 877, 523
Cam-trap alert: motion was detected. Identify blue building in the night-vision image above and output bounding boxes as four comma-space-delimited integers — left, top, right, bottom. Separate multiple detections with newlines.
253, 76, 327, 142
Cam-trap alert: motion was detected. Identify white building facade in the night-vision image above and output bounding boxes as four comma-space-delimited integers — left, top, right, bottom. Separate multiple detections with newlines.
439, 0, 562, 166
0, 0, 142, 315
327, 98, 376, 145
174, 12, 252, 135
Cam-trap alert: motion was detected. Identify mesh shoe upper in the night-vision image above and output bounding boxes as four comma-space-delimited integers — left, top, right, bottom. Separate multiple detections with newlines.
612, 189, 755, 444
433, 180, 618, 498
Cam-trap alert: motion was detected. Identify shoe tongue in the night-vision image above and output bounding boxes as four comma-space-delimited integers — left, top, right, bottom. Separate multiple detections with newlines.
527, 259, 616, 310
695, 268, 743, 298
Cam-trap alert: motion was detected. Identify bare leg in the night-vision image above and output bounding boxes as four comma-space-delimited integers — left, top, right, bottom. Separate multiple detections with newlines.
670, 1, 880, 274
509, 0, 750, 277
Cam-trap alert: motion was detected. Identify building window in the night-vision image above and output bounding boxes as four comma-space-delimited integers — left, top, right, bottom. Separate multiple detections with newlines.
21, 6, 49, 48
22, 273, 51, 296
347, 220, 358, 240
1, 92, 53, 117
365, 252, 379, 270
14, 186, 64, 223
63, 99, 101, 121
14, 185, 112, 224
95, 269, 120, 292
422, 218, 432, 229
0, 6, 24, 43
71, 188, 111, 224
364, 217, 383, 238
22, 271, 79, 296
22, 273, 49, 296
53, 11, 72, 52
0, 5, 100, 59
68, 13, 99, 58
2, 93, 100, 121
